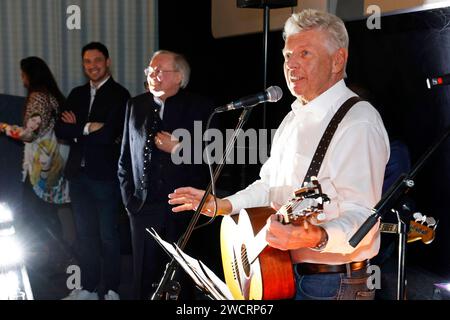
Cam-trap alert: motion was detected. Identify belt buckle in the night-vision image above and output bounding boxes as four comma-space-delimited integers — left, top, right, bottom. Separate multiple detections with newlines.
350, 260, 368, 272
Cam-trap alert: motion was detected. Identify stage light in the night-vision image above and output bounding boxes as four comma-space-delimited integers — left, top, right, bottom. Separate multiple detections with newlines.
0, 237, 23, 267
0, 203, 13, 224
0, 203, 16, 238
433, 283, 450, 300
0, 272, 21, 300
0, 203, 22, 266
0, 202, 33, 300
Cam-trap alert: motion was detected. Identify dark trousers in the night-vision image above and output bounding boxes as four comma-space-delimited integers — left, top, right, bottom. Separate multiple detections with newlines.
19, 178, 59, 231
129, 201, 195, 300
18, 179, 63, 263
69, 172, 121, 293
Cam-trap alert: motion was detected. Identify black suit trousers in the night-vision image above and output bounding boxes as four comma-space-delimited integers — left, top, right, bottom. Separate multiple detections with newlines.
129, 201, 196, 300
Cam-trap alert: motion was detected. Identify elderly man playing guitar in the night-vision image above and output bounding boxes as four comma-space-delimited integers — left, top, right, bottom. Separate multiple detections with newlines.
169, 9, 390, 300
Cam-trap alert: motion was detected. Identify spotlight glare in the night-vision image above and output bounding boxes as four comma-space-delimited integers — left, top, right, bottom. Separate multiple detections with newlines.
0, 237, 23, 267
0, 203, 13, 224
0, 227, 16, 237
0, 272, 20, 300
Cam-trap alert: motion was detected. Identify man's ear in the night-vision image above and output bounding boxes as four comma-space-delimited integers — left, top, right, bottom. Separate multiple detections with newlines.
177, 73, 184, 88
332, 48, 348, 75
106, 58, 112, 68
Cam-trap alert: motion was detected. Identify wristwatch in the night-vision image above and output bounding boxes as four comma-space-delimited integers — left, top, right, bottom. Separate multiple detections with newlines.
310, 228, 328, 251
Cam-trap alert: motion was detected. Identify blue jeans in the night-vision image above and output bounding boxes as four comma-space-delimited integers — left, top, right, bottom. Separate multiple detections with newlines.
69, 173, 121, 293
294, 266, 375, 300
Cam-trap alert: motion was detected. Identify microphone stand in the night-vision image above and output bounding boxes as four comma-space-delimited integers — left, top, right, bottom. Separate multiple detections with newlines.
349, 125, 450, 300
262, 4, 270, 130
151, 108, 254, 300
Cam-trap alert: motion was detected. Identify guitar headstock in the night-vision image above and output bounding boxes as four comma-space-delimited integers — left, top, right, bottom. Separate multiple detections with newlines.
408, 212, 438, 244
277, 177, 330, 226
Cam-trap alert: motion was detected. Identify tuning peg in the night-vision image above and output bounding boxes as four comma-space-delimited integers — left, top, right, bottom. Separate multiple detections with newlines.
322, 195, 331, 203
426, 216, 437, 227
317, 213, 326, 221
433, 219, 439, 230
413, 212, 423, 222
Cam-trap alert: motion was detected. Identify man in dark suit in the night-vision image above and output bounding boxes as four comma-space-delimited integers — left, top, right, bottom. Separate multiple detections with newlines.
56, 42, 130, 300
118, 50, 214, 300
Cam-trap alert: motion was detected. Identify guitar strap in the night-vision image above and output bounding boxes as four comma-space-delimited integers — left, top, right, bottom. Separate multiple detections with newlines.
302, 96, 364, 185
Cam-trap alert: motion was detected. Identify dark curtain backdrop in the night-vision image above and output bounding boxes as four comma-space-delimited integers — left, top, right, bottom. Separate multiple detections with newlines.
159, 1, 450, 277
346, 9, 450, 276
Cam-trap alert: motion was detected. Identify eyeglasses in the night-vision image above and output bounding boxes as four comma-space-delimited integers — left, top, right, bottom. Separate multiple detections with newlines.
144, 67, 178, 77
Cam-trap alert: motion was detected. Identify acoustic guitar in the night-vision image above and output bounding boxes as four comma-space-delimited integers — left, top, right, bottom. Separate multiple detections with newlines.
220, 178, 329, 300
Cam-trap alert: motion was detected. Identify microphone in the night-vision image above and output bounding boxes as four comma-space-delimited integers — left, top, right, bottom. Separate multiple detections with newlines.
426, 74, 450, 89
215, 86, 283, 113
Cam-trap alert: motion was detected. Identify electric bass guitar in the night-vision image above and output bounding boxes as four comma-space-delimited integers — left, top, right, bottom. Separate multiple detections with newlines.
380, 212, 438, 244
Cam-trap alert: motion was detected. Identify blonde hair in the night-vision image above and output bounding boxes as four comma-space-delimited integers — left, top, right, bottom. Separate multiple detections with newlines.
30, 139, 63, 188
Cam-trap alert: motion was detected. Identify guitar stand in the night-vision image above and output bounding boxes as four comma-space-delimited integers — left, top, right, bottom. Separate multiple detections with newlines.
381, 209, 408, 300
394, 209, 408, 300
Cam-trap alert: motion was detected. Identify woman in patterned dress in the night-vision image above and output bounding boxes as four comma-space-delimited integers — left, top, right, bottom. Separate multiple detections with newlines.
0, 57, 71, 272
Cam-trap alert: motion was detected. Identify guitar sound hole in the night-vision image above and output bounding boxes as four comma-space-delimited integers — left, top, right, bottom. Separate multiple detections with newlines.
241, 244, 250, 277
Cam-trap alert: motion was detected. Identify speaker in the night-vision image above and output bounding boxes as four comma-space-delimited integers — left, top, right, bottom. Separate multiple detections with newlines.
237, 0, 297, 9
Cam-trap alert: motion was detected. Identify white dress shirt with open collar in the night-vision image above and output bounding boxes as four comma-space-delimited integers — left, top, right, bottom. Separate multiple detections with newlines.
226, 80, 390, 264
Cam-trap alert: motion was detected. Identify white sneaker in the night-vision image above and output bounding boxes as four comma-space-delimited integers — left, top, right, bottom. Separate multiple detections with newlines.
62, 289, 99, 300
104, 290, 120, 300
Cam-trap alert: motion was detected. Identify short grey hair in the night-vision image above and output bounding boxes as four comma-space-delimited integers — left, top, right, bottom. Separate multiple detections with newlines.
283, 9, 349, 53
152, 50, 191, 89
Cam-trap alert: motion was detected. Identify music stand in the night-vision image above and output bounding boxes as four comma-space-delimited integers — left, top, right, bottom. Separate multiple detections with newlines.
147, 228, 233, 300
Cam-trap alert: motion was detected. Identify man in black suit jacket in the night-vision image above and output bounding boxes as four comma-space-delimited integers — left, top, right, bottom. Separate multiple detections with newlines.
56, 42, 130, 300
118, 50, 214, 300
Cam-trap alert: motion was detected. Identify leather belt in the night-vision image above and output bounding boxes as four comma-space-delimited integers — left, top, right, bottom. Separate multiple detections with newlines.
295, 260, 369, 275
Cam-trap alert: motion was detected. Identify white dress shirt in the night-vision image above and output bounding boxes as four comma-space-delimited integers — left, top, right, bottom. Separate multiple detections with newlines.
153, 96, 165, 120
83, 76, 111, 136
81, 76, 110, 167
226, 80, 390, 264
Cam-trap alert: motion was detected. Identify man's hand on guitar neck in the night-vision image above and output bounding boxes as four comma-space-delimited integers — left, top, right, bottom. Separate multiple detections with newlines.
168, 187, 233, 217
266, 215, 328, 251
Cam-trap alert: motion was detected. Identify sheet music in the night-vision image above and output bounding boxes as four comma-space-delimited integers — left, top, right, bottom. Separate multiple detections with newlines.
198, 260, 234, 300
148, 229, 205, 290
147, 228, 234, 300
175, 244, 234, 300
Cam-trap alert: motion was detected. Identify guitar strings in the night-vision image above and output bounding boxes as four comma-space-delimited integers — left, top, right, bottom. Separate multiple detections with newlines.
239, 198, 306, 270
239, 194, 324, 270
